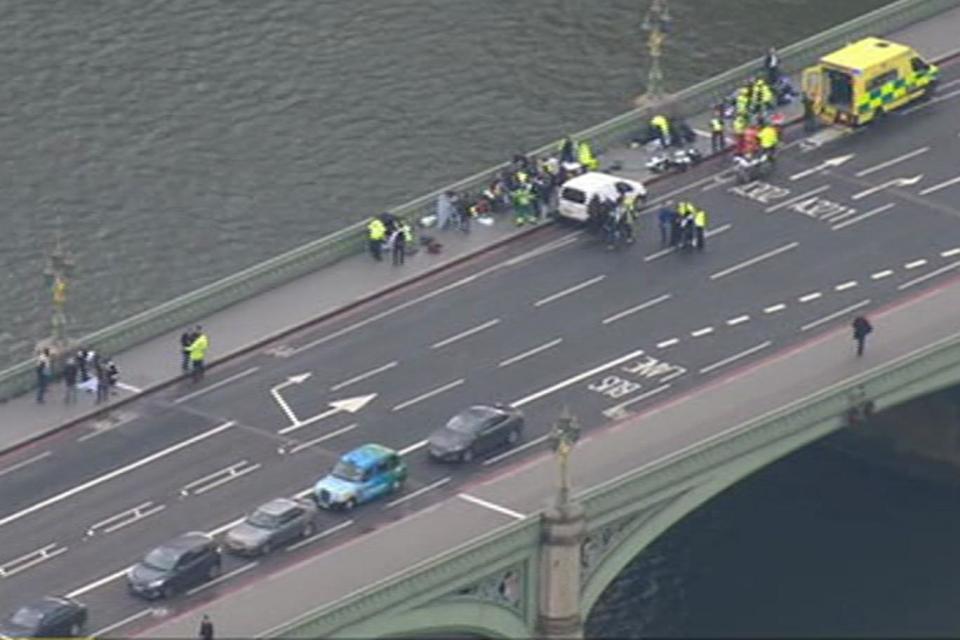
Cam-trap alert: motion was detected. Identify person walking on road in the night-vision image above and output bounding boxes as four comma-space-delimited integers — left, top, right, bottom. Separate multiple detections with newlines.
693, 207, 708, 251
63, 356, 78, 404
35, 347, 52, 404
199, 614, 214, 640
188, 325, 209, 383
657, 201, 675, 247
180, 327, 196, 373
852, 315, 873, 357
709, 109, 726, 153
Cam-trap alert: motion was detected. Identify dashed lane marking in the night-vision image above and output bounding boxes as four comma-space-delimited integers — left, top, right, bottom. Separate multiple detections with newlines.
398, 439, 429, 456
330, 361, 398, 391
798, 292, 823, 303
709, 242, 799, 280
509, 349, 645, 409
764, 303, 786, 314
458, 493, 526, 520
385, 477, 451, 509
726, 315, 750, 326
801, 299, 872, 332
831, 203, 895, 231
0, 451, 51, 478
854, 147, 930, 177
91, 609, 153, 638
602, 293, 672, 325
483, 434, 550, 466
644, 224, 732, 262
186, 562, 257, 596
534, 275, 606, 307
897, 260, 960, 291
285, 424, 358, 455
286, 520, 355, 552
690, 327, 714, 338
764, 185, 830, 213
699, 341, 773, 375
905, 259, 928, 270
392, 379, 465, 412
116, 382, 143, 393
871, 270, 894, 280
942, 248, 960, 258
430, 319, 501, 349
919, 175, 960, 196
656, 338, 680, 349
498, 338, 564, 368
835, 281, 858, 291
174, 367, 260, 404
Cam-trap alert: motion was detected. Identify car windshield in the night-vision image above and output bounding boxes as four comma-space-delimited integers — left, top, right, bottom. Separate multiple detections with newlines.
247, 509, 282, 529
143, 546, 180, 571
561, 187, 586, 204
332, 459, 365, 483
446, 408, 494, 434
10, 606, 43, 627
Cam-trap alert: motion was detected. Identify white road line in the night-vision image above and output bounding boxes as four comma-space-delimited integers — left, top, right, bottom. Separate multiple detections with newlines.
0, 543, 68, 578
726, 315, 750, 326
854, 146, 930, 177
330, 361, 398, 391
392, 379, 465, 412
644, 224, 732, 261
709, 242, 799, 280
66, 566, 130, 598
603, 384, 672, 418
174, 367, 259, 403
458, 493, 526, 520
835, 281, 858, 291
86, 501, 166, 537
182, 461, 261, 497
286, 520, 355, 552
534, 275, 606, 307
905, 259, 928, 270
207, 515, 247, 537
690, 327, 714, 338
801, 299, 872, 331
942, 248, 960, 258
657, 338, 680, 349
430, 319, 501, 349
871, 269, 894, 280
91, 609, 153, 638
0, 421, 235, 530
918, 175, 960, 196
116, 382, 142, 393
385, 477, 451, 509
901, 87, 960, 114
287, 424, 358, 454
830, 202, 895, 230
602, 293, 672, 325
398, 439, 429, 456
509, 349, 646, 408
798, 292, 823, 303
498, 338, 563, 368
764, 303, 786, 314
186, 562, 257, 596
0, 451, 51, 479
897, 259, 960, 291
765, 185, 831, 213
699, 341, 772, 375
483, 434, 550, 466
503, 232, 582, 267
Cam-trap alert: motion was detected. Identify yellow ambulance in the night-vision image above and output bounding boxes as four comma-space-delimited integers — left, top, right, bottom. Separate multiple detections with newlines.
802, 37, 938, 126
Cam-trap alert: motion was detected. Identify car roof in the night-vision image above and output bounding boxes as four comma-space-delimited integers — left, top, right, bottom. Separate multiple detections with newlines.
15, 597, 71, 616
161, 531, 214, 552
561, 171, 644, 193
341, 443, 396, 470
256, 497, 300, 516
822, 37, 912, 71
459, 405, 505, 420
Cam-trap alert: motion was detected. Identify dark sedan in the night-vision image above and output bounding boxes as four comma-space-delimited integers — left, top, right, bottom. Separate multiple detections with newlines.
0, 596, 87, 638
127, 531, 222, 599
428, 405, 524, 462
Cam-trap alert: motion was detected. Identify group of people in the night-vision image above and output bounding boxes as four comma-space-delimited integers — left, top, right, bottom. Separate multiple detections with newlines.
180, 325, 210, 383
366, 213, 415, 265
586, 190, 641, 249
657, 200, 709, 251
36, 346, 119, 405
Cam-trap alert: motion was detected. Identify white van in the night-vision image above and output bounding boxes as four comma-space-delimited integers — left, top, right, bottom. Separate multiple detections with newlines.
556, 172, 647, 223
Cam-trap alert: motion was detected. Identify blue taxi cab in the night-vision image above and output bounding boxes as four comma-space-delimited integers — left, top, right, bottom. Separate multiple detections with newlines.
313, 443, 407, 510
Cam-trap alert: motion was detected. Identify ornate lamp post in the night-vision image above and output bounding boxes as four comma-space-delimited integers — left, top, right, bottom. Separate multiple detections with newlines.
634, 0, 672, 110
39, 220, 76, 356
549, 407, 582, 509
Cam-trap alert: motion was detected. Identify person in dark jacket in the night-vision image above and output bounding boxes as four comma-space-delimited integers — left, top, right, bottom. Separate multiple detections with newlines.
63, 356, 78, 404
180, 328, 196, 373
852, 315, 873, 356
199, 614, 214, 640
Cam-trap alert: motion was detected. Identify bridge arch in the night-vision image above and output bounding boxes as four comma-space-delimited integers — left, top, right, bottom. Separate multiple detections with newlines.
328, 600, 530, 639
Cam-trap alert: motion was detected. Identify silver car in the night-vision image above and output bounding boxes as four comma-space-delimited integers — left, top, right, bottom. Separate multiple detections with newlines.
224, 497, 317, 556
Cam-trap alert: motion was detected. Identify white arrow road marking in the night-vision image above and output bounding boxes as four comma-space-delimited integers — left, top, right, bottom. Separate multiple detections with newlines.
278, 393, 377, 434
789, 154, 855, 181
852, 174, 923, 200
270, 372, 313, 425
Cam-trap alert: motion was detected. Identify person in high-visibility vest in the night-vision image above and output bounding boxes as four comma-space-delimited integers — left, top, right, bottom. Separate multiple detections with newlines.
709, 109, 725, 153
577, 141, 599, 171
512, 186, 536, 226
732, 115, 748, 155
759, 121, 779, 159
367, 217, 387, 261
693, 207, 708, 251
735, 83, 752, 118
650, 114, 671, 148
188, 328, 209, 383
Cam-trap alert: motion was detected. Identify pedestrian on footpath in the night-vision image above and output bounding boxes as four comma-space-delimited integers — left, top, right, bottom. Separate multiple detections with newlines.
366, 216, 386, 261
35, 347, 52, 404
709, 109, 726, 154
180, 327, 196, 373
390, 221, 408, 266
199, 614, 214, 640
852, 315, 873, 357
63, 356, 78, 404
189, 325, 209, 383
95, 360, 110, 404
764, 47, 780, 85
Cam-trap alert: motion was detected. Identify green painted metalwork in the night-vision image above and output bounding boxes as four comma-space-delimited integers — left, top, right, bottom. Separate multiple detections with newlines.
331, 601, 529, 639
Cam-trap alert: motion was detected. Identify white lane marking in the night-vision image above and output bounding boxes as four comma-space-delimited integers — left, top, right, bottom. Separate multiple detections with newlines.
709, 242, 799, 280
207, 515, 247, 537
942, 248, 960, 258
458, 493, 526, 520
852, 175, 923, 201
919, 175, 960, 196
392, 379, 465, 412
398, 439, 429, 456
186, 562, 257, 596
0, 451, 51, 478
498, 338, 564, 368
835, 281, 858, 291
644, 224, 732, 261
174, 366, 260, 403
91, 609, 153, 638
764, 303, 786, 314
534, 275, 606, 307
503, 232, 583, 267
66, 566, 130, 598
116, 382, 143, 393
86, 501, 166, 537
510, 349, 646, 409
854, 147, 930, 177
801, 299, 872, 332
602, 293, 672, 325
483, 434, 550, 466
726, 315, 750, 326
905, 259, 928, 270
798, 292, 823, 303
276, 393, 377, 435
0, 421, 235, 530
286, 520, 355, 552
602, 384, 672, 419
871, 269, 894, 280
385, 477, 451, 509
765, 185, 831, 213
0, 543, 68, 578
180, 460, 261, 497
430, 319, 501, 349
789, 154, 856, 181
330, 361, 398, 392
286, 424, 358, 454
699, 341, 773, 375
656, 338, 679, 349
897, 259, 960, 291
831, 202, 895, 230
690, 327, 714, 338
901, 87, 960, 114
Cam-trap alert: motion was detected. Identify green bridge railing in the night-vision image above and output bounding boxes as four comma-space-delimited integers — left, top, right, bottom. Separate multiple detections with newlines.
1, 0, 956, 403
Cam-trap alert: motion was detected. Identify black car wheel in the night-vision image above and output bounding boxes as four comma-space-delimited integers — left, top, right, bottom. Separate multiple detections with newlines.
260, 541, 272, 556
460, 448, 474, 463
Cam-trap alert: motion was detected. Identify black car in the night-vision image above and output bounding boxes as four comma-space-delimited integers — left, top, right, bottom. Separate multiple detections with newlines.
428, 405, 524, 462
0, 596, 87, 638
127, 531, 222, 599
